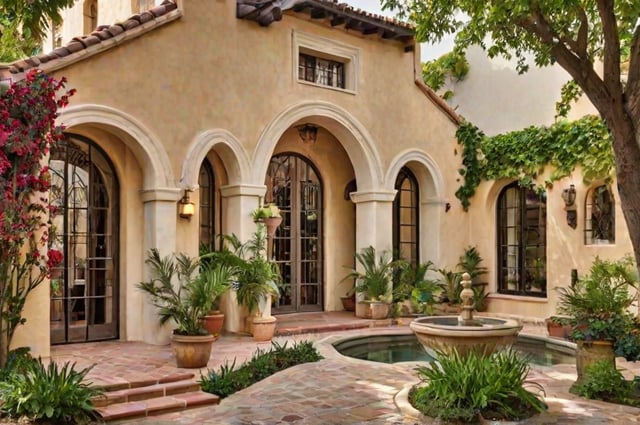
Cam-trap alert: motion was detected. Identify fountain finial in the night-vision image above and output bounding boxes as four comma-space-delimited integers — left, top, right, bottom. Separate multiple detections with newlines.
459, 272, 474, 325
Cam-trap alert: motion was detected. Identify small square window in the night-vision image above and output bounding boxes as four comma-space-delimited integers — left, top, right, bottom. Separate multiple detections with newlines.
298, 53, 345, 89
293, 31, 359, 93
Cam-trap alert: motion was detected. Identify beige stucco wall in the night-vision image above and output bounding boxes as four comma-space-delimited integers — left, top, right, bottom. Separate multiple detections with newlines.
447, 46, 632, 320
16, 0, 464, 355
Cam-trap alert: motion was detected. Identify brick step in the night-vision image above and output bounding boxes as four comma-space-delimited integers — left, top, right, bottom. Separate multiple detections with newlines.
92, 373, 220, 421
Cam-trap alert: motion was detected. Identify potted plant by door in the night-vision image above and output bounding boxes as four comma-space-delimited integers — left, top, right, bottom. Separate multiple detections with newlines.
343, 246, 401, 320
194, 257, 234, 336
556, 255, 638, 384
218, 224, 281, 341
252, 203, 282, 237
137, 248, 234, 368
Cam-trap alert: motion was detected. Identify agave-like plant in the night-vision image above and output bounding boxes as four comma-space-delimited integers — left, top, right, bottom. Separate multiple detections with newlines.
344, 246, 403, 302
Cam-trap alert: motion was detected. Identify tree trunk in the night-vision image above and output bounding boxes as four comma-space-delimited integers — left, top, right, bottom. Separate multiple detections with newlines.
606, 109, 640, 272
0, 315, 8, 368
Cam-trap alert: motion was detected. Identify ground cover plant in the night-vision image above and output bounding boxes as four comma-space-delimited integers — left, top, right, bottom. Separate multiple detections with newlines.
409, 348, 547, 423
571, 360, 640, 407
200, 340, 322, 398
0, 348, 102, 424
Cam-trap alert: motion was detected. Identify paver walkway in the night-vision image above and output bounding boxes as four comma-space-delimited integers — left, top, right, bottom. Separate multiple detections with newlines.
50, 320, 640, 424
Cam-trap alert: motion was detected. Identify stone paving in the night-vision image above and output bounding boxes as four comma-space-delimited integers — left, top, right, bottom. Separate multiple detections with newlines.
50, 319, 640, 424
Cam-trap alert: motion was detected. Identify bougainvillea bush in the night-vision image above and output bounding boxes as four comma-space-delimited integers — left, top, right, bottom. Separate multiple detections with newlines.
0, 70, 74, 368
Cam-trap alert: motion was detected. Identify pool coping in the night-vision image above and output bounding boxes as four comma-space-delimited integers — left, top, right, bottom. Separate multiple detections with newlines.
316, 329, 578, 421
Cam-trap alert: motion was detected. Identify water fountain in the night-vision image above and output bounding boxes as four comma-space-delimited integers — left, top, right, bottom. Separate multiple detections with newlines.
410, 273, 522, 357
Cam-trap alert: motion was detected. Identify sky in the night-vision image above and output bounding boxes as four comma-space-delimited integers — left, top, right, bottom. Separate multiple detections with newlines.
345, 0, 455, 61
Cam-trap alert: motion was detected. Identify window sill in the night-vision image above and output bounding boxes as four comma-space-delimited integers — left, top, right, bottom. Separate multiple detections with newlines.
297, 79, 356, 95
489, 293, 548, 303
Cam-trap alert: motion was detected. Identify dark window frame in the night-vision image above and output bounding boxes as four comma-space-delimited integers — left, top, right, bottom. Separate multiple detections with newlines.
393, 167, 419, 265
584, 184, 615, 245
298, 53, 345, 89
496, 183, 547, 297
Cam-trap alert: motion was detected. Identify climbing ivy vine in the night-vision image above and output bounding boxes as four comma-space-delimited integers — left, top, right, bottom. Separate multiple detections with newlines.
455, 115, 615, 210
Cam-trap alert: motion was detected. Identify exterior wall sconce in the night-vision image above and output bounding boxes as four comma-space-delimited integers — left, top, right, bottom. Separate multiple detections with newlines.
178, 189, 195, 220
297, 124, 318, 144
561, 184, 577, 228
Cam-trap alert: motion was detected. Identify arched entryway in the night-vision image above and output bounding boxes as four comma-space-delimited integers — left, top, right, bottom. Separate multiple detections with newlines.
266, 154, 323, 313
49, 134, 119, 344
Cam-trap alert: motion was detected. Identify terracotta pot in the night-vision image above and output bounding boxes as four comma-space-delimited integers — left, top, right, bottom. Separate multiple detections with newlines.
545, 318, 572, 339
356, 301, 372, 319
201, 311, 225, 336
340, 296, 356, 312
171, 333, 217, 368
252, 316, 277, 342
263, 216, 283, 237
575, 340, 615, 384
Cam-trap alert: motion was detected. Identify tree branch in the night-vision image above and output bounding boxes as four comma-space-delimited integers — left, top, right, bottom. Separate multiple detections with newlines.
596, 0, 622, 97
576, 6, 588, 56
626, 25, 640, 123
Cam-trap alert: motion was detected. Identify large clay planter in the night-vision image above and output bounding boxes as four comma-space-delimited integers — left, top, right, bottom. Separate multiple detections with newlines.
252, 316, 277, 342
201, 311, 225, 336
370, 302, 390, 319
575, 340, 615, 384
356, 301, 372, 319
171, 334, 217, 368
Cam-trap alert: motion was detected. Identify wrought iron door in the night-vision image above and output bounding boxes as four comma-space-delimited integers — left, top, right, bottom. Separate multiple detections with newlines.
266, 154, 323, 313
49, 134, 119, 343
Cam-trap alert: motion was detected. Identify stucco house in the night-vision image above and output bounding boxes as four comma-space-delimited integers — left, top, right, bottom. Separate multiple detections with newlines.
1, 0, 632, 359
1, 0, 465, 357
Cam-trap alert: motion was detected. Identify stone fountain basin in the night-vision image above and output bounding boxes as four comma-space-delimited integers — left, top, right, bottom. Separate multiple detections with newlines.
410, 316, 523, 357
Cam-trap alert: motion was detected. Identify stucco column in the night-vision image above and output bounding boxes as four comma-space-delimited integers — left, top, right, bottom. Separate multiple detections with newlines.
349, 190, 396, 252
138, 188, 181, 345
349, 190, 396, 314
421, 196, 445, 264
219, 184, 267, 333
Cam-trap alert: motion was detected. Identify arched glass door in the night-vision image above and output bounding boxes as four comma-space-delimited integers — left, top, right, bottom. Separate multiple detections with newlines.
266, 154, 323, 313
393, 167, 419, 265
49, 134, 119, 343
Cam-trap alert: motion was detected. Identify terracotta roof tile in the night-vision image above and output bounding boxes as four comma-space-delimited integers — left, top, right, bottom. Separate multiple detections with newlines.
0, 0, 180, 79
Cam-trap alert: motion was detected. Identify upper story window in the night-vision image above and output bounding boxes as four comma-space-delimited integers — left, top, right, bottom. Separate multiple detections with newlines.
134, 0, 157, 13
293, 31, 359, 93
585, 184, 615, 245
299, 54, 345, 89
83, 0, 98, 34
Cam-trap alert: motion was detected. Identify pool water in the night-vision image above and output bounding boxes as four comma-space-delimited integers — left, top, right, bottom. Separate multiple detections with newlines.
334, 334, 575, 366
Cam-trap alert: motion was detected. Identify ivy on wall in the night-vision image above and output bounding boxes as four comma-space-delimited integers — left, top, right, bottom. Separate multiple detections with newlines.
455, 115, 615, 210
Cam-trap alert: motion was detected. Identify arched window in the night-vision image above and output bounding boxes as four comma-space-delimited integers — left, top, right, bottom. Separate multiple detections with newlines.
198, 159, 216, 251
393, 167, 419, 265
83, 0, 98, 34
585, 185, 615, 244
497, 183, 546, 297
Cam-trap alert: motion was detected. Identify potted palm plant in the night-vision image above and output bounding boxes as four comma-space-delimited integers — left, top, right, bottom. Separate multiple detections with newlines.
137, 248, 234, 368
343, 246, 401, 320
556, 255, 638, 384
213, 226, 281, 341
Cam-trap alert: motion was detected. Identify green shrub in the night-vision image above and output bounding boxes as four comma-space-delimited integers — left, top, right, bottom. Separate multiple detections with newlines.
572, 360, 637, 404
200, 340, 322, 398
0, 347, 34, 382
0, 358, 102, 423
410, 349, 546, 423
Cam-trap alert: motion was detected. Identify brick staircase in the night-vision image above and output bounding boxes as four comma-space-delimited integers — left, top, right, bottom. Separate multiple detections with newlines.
93, 372, 219, 421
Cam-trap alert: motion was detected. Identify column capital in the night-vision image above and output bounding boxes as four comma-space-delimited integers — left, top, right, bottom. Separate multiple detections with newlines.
349, 190, 397, 204
140, 187, 182, 203
220, 184, 267, 198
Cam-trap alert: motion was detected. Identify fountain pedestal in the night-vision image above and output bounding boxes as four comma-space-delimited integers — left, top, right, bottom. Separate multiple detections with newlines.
410, 273, 522, 357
